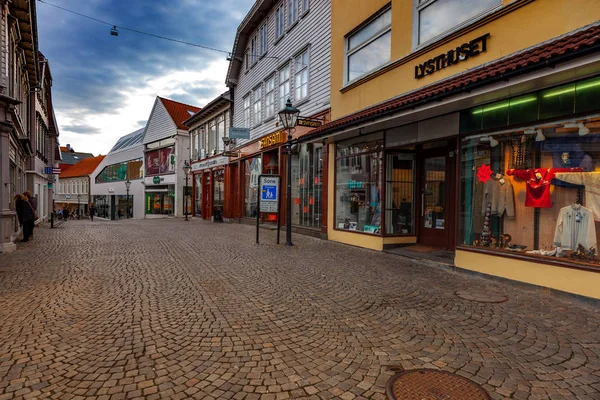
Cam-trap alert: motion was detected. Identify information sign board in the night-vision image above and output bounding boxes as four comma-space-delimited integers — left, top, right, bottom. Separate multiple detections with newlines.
259, 175, 279, 213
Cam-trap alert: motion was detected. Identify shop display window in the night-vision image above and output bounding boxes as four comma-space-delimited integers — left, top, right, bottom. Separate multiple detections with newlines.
244, 157, 261, 217
213, 169, 225, 211
195, 174, 202, 216
459, 116, 600, 267
95, 158, 143, 183
292, 143, 323, 229
335, 134, 383, 234
385, 152, 415, 235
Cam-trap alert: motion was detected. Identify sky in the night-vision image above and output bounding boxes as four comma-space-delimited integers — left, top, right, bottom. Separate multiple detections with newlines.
37, 0, 255, 155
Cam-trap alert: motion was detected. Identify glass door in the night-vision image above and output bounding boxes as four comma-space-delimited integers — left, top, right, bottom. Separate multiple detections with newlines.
419, 151, 449, 246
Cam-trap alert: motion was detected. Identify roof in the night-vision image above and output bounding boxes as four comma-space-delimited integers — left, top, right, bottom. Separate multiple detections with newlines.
183, 92, 231, 127
109, 128, 145, 153
304, 23, 600, 140
158, 97, 201, 130
59, 150, 95, 165
59, 155, 106, 179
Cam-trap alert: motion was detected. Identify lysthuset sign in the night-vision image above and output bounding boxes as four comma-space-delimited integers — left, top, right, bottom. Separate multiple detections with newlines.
415, 33, 490, 79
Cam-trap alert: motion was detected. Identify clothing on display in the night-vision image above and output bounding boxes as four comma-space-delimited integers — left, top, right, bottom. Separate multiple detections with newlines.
481, 175, 515, 218
507, 135, 535, 170
554, 172, 600, 221
553, 204, 597, 254
506, 167, 583, 208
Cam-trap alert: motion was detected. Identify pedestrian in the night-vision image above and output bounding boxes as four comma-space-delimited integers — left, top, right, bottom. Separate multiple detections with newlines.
17, 193, 35, 242
117, 208, 123, 219
57, 208, 63, 218
63, 208, 69, 220
89, 203, 96, 221
22, 191, 37, 240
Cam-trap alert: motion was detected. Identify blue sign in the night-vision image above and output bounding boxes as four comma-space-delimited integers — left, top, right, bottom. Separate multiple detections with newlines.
262, 185, 277, 201
229, 127, 250, 139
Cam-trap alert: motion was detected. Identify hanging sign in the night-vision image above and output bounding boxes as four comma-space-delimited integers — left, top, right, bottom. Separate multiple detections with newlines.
415, 33, 490, 79
229, 127, 250, 139
259, 131, 286, 149
297, 117, 322, 128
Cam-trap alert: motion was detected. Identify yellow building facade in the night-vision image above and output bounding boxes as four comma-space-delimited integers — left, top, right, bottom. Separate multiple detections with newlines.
302, 0, 600, 299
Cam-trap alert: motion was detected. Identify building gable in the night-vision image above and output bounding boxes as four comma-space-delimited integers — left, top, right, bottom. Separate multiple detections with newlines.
142, 98, 178, 145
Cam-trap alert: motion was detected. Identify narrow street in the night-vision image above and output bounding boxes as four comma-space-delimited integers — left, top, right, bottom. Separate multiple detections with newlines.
0, 219, 599, 399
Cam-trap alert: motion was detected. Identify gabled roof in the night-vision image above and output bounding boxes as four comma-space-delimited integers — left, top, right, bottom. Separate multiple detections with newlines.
60, 150, 95, 165
158, 97, 201, 130
183, 92, 231, 127
303, 23, 600, 140
59, 155, 106, 179
109, 128, 145, 153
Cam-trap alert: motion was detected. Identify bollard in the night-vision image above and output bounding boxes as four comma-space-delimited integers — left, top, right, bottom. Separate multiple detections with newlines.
51, 212, 54, 228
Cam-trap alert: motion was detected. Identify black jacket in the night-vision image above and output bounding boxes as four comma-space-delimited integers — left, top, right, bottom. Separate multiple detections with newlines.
19, 199, 36, 222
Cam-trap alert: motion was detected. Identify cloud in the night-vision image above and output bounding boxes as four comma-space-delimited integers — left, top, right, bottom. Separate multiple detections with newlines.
37, 0, 254, 155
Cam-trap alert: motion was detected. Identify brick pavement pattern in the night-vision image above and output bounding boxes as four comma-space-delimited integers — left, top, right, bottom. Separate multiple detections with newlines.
0, 219, 599, 400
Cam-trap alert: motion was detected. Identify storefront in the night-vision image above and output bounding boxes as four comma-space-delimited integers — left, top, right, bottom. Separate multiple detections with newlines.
191, 156, 229, 220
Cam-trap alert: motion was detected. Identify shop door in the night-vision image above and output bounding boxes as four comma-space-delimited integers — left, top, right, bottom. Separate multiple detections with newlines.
418, 149, 450, 248
203, 172, 211, 219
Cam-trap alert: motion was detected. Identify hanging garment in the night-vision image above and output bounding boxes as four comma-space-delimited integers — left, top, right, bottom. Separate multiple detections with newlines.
553, 204, 597, 254
506, 168, 582, 208
481, 177, 515, 218
554, 172, 600, 221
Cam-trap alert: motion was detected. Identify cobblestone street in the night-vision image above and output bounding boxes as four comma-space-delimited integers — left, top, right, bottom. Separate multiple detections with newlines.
0, 219, 599, 400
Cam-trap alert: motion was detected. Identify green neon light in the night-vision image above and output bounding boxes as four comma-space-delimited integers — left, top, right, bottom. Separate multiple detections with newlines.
543, 79, 600, 98
472, 96, 537, 115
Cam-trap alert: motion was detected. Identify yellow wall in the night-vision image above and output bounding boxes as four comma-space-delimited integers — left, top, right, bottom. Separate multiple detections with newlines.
455, 250, 600, 300
331, 0, 600, 119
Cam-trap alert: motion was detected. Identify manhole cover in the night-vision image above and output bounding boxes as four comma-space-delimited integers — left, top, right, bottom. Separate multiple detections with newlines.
386, 369, 491, 400
455, 289, 508, 303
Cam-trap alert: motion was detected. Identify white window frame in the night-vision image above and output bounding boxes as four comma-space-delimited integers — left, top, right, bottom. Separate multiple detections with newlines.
279, 63, 291, 110
253, 85, 262, 126
294, 49, 309, 102
288, 0, 298, 26
345, 7, 392, 84
300, 0, 308, 14
275, 3, 285, 39
250, 36, 257, 64
260, 22, 268, 56
265, 75, 276, 118
412, 0, 502, 49
243, 95, 251, 128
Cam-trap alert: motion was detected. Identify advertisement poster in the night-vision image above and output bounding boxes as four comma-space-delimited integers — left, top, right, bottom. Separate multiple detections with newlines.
159, 147, 174, 174
424, 209, 433, 228
145, 150, 159, 175
436, 219, 445, 229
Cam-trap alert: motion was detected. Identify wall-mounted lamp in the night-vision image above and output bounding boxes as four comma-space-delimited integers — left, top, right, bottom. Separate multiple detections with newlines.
489, 136, 499, 147
535, 129, 546, 142
578, 123, 590, 136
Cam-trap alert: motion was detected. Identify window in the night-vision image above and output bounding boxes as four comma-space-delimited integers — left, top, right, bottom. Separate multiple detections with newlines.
416, 0, 500, 46
265, 75, 276, 118
295, 50, 309, 101
217, 115, 226, 153
253, 86, 262, 125
244, 95, 251, 128
385, 153, 416, 235
209, 121, 217, 155
95, 159, 144, 183
346, 8, 391, 82
250, 36, 257, 64
279, 64, 290, 109
288, 0, 298, 26
244, 157, 262, 217
300, 0, 308, 13
291, 143, 322, 228
260, 23, 268, 56
275, 3, 285, 39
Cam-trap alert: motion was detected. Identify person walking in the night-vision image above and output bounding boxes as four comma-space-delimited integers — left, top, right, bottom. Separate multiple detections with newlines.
18, 193, 36, 242
89, 203, 96, 221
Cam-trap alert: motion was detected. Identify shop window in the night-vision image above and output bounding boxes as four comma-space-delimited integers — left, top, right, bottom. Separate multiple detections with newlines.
335, 137, 383, 234
509, 94, 539, 126
195, 174, 202, 217
292, 143, 322, 228
346, 7, 391, 82
213, 169, 225, 211
415, 0, 500, 46
458, 117, 600, 268
575, 76, 600, 114
244, 157, 262, 217
385, 153, 416, 235
540, 84, 575, 120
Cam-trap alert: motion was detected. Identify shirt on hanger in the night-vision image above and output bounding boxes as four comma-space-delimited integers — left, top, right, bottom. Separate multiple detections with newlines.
481, 177, 515, 218
507, 168, 582, 208
553, 204, 597, 254
554, 172, 600, 221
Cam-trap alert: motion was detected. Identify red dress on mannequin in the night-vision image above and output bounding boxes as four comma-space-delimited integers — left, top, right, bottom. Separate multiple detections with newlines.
506, 168, 582, 208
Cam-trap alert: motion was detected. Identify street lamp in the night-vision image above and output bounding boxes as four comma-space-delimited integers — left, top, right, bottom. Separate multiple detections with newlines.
183, 160, 191, 221
125, 178, 131, 219
278, 98, 300, 247
77, 193, 81, 219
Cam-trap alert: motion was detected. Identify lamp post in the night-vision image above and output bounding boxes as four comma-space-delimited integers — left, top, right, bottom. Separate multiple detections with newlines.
77, 194, 81, 219
125, 179, 131, 219
183, 160, 191, 221
278, 99, 300, 247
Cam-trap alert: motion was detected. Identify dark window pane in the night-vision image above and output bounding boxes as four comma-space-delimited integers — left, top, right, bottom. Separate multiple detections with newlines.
540, 83, 575, 120
481, 100, 509, 130
459, 108, 482, 133
509, 94, 538, 125
575, 76, 600, 114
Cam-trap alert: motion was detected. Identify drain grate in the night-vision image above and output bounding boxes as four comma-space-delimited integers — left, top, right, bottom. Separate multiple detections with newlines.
386, 369, 491, 400
455, 289, 508, 303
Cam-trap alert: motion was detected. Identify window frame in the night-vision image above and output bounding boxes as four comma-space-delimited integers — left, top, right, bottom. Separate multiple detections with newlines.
278, 63, 291, 110
275, 3, 285, 40
344, 6, 392, 84
253, 85, 263, 126
288, 0, 298, 26
412, 0, 502, 49
300, 0, 309, 14
260, 22, 268, 56
250, 35, 257, 65
243, 95, 251, 129
265, 74, 276, 119
294, 49, 309, 102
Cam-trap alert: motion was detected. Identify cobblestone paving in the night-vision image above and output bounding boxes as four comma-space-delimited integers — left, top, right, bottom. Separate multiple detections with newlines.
0, 219, 599, 400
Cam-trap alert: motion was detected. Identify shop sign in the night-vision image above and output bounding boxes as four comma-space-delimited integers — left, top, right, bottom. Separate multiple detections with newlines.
153, 176, 161, 184
415, 33, 490, 79
223, 150, 239, 157
229, 127, 250, 139
259, 131, 286, 149
297, 117, 322, 128
191, 156, 229, 172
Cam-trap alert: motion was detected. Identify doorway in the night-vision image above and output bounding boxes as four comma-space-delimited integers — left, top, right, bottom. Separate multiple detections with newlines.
203, 171, 211, 219
418, 142, 455, 249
